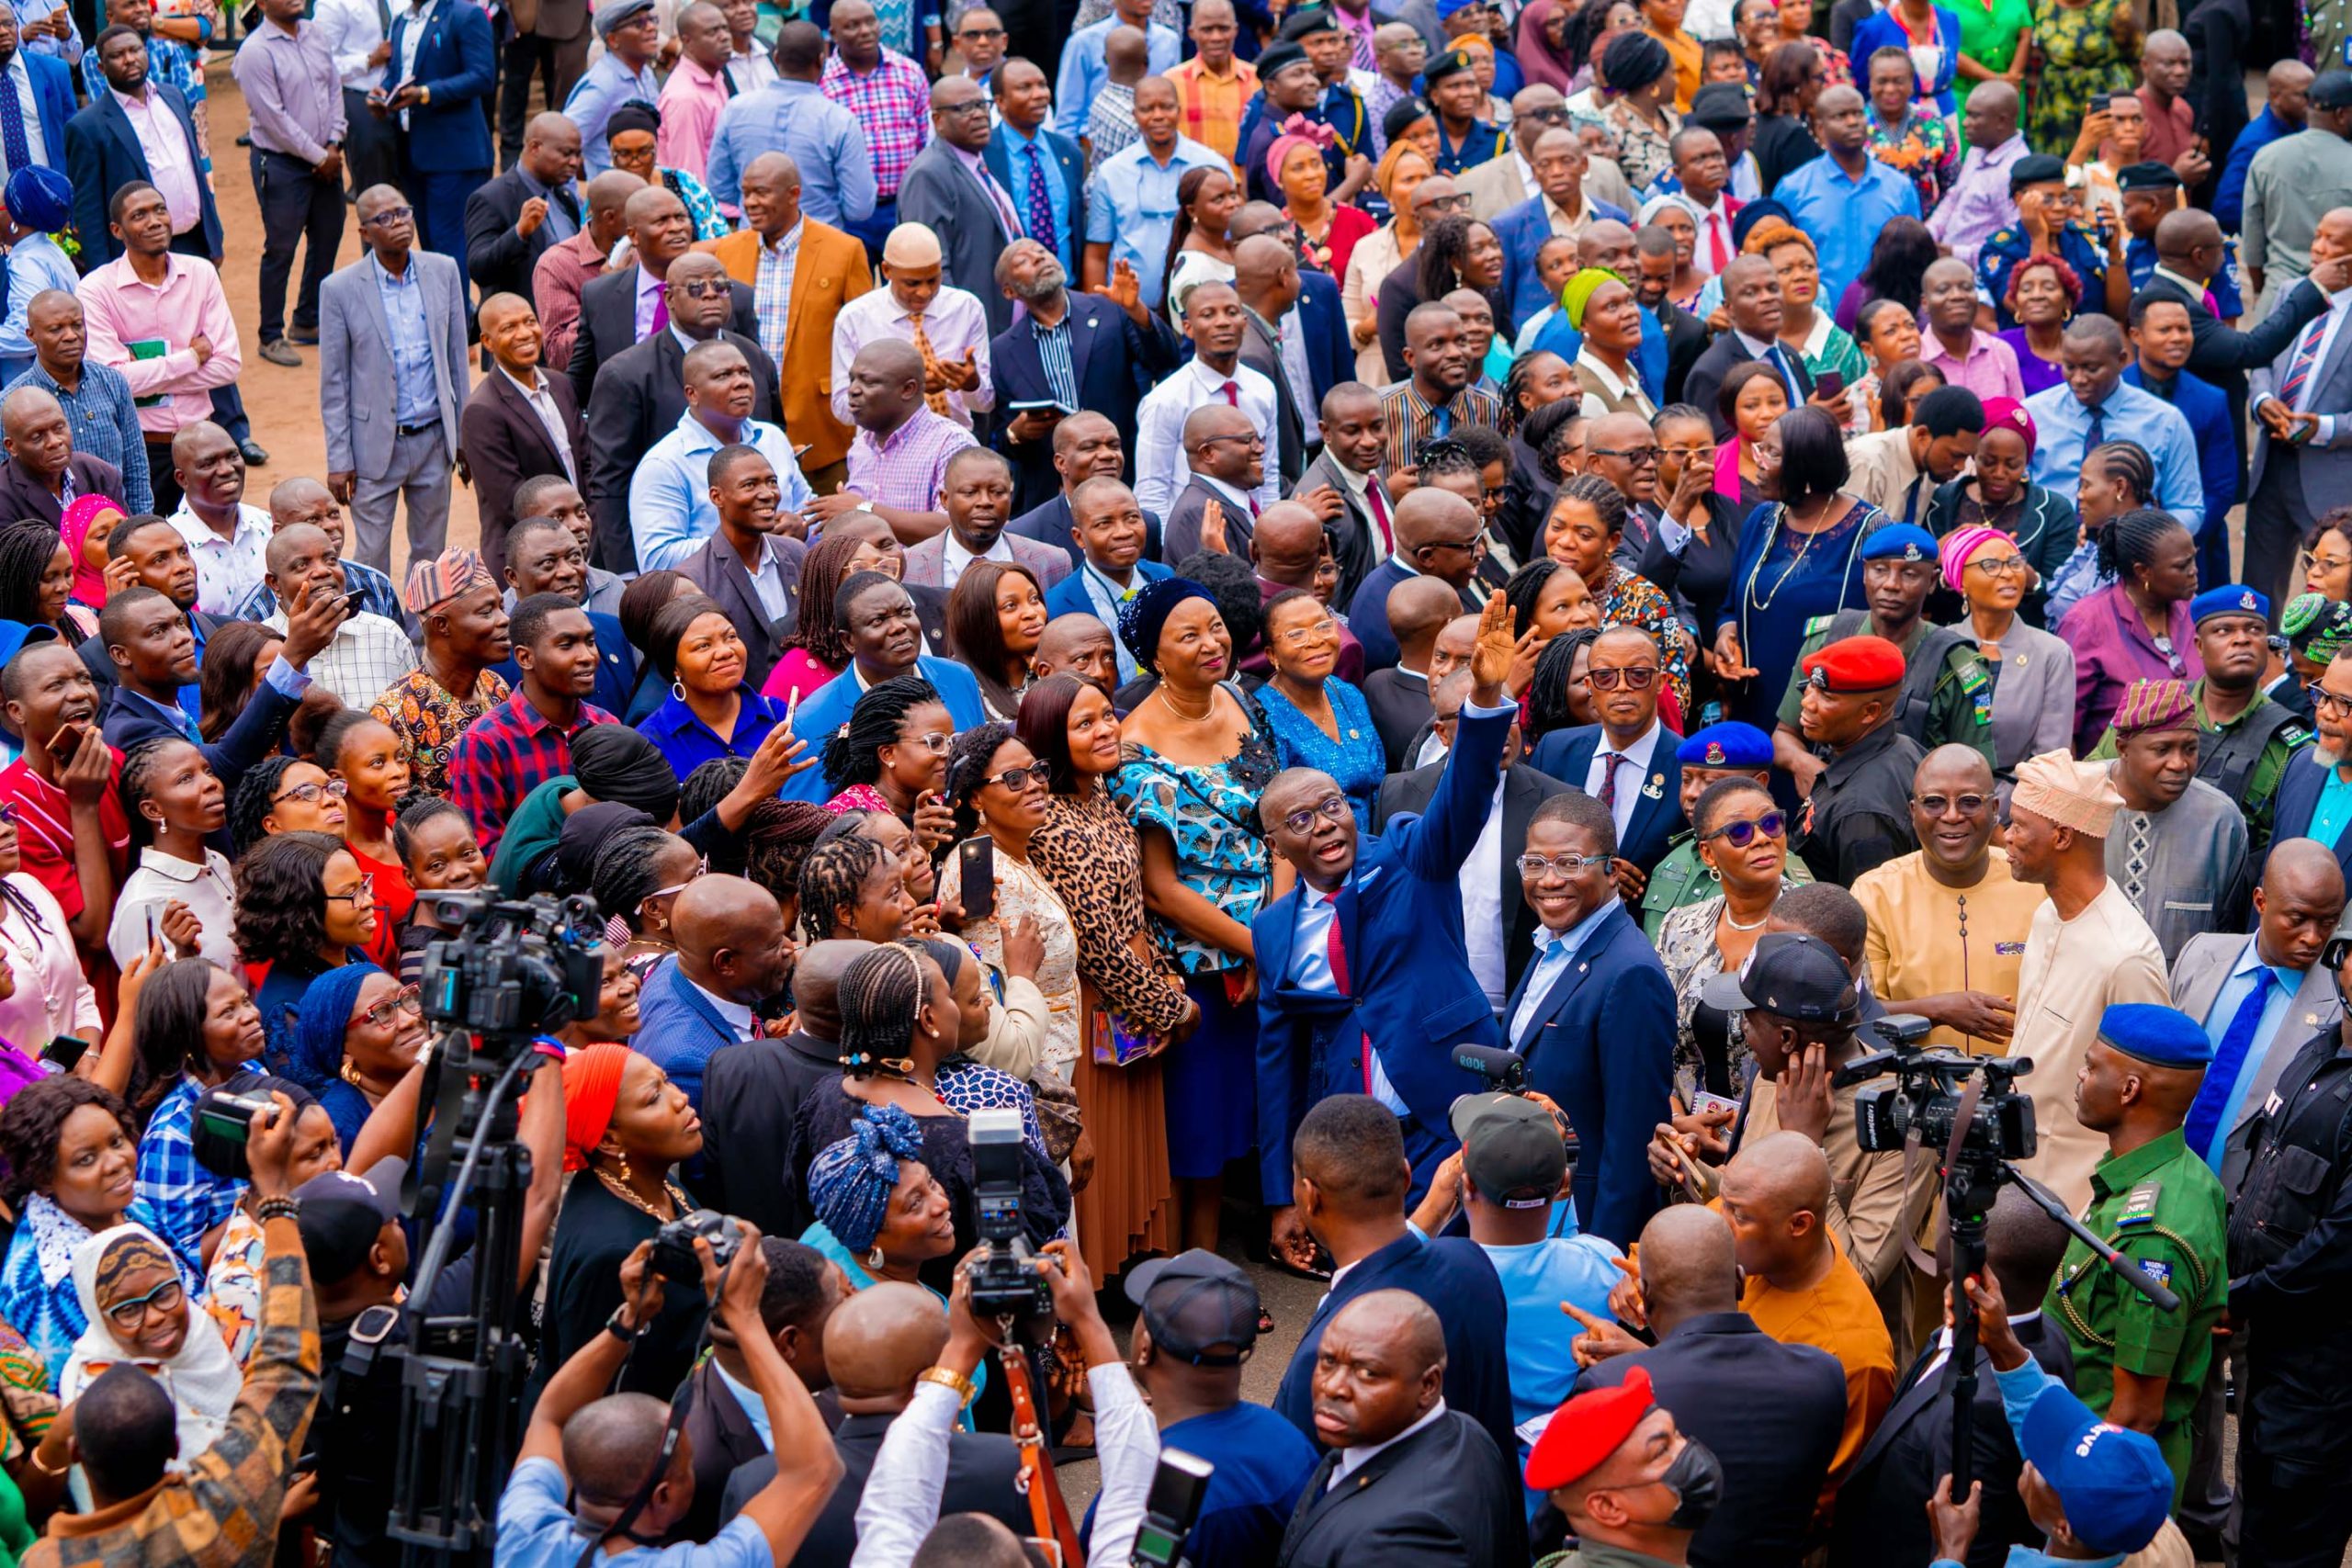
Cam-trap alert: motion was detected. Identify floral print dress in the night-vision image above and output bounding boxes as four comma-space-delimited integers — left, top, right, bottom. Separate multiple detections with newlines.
1597, 566, 1694, 717
2027, 0, 2134, 155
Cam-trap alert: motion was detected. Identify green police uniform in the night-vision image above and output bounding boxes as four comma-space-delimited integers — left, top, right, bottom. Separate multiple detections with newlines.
2044, 1126, 2229, 1500
2086, 681, 2313, 853
1775, 613, 1996, 767
1640, 837, 1816, 941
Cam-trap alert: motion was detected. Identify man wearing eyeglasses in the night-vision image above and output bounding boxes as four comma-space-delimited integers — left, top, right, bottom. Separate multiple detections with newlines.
1787, 633, 1926, 888
1530, 625, 1684, 895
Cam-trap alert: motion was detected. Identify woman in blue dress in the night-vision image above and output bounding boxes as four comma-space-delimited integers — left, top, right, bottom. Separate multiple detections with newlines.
1254, 591, 1385, 832
1711, 407, 1887, 733
1111, 579, 1279, 1254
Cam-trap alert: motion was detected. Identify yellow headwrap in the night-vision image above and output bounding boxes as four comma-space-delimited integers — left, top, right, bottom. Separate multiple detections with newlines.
1560, 267, 1620, 331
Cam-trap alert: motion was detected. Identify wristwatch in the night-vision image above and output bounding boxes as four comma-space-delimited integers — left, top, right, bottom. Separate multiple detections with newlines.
605, 1305, 650, 1341
917, 1366, 977, 1404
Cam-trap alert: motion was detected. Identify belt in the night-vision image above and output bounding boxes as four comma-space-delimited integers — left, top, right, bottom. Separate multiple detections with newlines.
396, 419, 439, 437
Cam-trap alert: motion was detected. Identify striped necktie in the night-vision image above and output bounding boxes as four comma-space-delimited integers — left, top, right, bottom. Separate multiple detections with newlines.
2280, 314, 2331, 409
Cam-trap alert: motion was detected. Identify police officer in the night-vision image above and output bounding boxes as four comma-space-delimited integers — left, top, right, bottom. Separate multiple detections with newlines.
2045, 1003, 2228, 1503
1789, 635, 1928, 887
2227, 913, 2352, 1568
1641, 720, 1815, 939
1773, 525, 1994, 797
1975, 153, 2125, 329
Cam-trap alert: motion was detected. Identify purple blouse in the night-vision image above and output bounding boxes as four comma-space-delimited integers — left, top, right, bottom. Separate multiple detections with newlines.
2057, 582, 2203, 755
1996, 327, 2066, 398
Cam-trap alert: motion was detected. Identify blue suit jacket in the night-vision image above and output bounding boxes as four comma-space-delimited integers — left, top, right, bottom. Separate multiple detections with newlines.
1251, 703, 1509, 1206
782, 655, 989, 802
100, 675, 300, 795
1501, 901, 1675, 1246
1008, 493, 1165, 570
66, 84, 220, 265
633, 954, 744, 1111
989, 299, 1176, 512
385, 0, 496, 172
18, 53, 71, 180
1344, 558, 1421, 671
490, 610, 637, 729
983, 124, 1087, 269
1041, 557, 1172, 623
1291, 270, 1354, 409
1527, 724, 1685, 874
2267, 750, 2352, 886
2121, 364, 2236, 540
1495, 193, 1630, 326
1272, 1231, 1519, 1467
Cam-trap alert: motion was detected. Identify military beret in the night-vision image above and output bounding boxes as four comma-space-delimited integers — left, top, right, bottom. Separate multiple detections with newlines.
2115, 160, 2183, 192
2008, 152, 2068, 192
1676, 721, 1773, 770
1688, 80, 1752, 130
1802, 635, 1906, 694
1525, 1366, 1656, 1491
1257, 39, 1314, 80
2097, 1002, 2214, 1068
1382, 94, 1434, 144
2189, 585, 2269, 626
1860, 524, 1937, 565
1422, 46, 1476, 84
1280, 3, 1340, 39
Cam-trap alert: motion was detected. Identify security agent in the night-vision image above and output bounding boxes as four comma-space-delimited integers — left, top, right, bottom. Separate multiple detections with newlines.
1522, 1366, 1725, 1568
2228, 909, 2352, 1568
1789, 634, 1929, 887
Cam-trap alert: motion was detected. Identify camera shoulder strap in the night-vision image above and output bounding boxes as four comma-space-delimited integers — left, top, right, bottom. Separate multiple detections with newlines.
571, 1370, 699, 1568
1000, 1339, 1085, 1566
1903, 1073, 1990, 1280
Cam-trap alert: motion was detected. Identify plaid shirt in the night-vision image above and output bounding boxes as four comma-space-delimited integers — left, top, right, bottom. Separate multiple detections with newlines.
821, 49, 931, 200
262, 609, 418, 712
447, 688, 617, 855
24, 1217, 319, 1568
1165, 55, 1257, 165
1086, 84, 1139, 176
84, 36, 205, 114
845, 406, 978, 514
136, 1075, 254, 1261
1379, 380, 1505, 474
752, 220, 803, 374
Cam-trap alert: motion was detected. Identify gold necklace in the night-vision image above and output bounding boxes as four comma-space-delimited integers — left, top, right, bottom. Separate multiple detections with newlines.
1156, 684, 1216, 723
594, 1167, 687, 1223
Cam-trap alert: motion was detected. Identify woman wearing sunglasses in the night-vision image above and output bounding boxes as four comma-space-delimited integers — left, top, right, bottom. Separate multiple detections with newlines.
289, 962, 425, 1157
1940, 526, 2075, 776
939, 725, 1080, 1085
1654, 776, 1803, 1100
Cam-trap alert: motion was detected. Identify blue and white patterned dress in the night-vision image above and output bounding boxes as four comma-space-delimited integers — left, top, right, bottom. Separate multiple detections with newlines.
1255, 677, 1386, 833
0, 1194, 201, 1388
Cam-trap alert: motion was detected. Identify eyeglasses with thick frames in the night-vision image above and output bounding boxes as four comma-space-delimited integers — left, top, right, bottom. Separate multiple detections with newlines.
2311, 684, 2352, 717
982, 764, 1046, 792
362, 205, 414, 228
1278, 795, 1351, 835
273, 778, 349, 807
1965, 555, 2029, 576
1584, 665, 1657, 690
105, 1278, 185, 1331
356, 985, 424, 1030
326, 881, 376, 908
1702, 811, 1786, 848
1517, 852, 1613, 875
1912, 793, 1990, 817
673, 277, 733, 299
1589, 445, 1662, 466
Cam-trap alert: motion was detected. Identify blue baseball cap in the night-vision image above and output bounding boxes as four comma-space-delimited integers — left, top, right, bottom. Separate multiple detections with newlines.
2189, 585, 2270, 626
1860, 525, 1938, 565
1676, 721, 1772, 771
2019, 1382, 2173, 1555
2097, 1002, 2213, 1069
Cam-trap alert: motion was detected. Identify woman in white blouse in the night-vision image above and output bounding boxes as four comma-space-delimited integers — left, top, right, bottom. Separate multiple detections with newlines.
105, 740, 238, 974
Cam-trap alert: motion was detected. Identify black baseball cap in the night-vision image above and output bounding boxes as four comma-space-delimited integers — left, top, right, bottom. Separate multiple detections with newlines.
295, 1156, 406, 1286
1449, 1092, 1566, 1207
1701, 931, 1860, 1022
1124, 1248, 1261, 1366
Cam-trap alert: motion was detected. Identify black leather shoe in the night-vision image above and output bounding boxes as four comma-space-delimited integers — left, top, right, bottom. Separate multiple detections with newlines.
239, 439, 270, 466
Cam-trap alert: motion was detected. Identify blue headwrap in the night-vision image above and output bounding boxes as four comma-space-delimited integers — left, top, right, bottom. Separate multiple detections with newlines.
1116, 576, 1216, 676
807, 1102, 928, 1253
290, 963, 388, 1096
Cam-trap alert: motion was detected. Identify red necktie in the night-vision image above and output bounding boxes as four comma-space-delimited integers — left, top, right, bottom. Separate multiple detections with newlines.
1324, 899, 1350, 993
1219, 378, 1239, 406
1707, 212, 1729, 273
1599, 751, 1624, 809
1366, 478, 1394, 553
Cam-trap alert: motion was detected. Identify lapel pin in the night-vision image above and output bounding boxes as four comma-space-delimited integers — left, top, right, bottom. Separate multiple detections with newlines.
1642, 773, 1665, 800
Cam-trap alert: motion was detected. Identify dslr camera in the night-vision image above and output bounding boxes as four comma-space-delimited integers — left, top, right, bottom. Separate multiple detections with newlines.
1836, 1013, 2037, 1166
967, 1107, 1055, 1319
415, 890, 605, 1055
651, 1209, 746, 1282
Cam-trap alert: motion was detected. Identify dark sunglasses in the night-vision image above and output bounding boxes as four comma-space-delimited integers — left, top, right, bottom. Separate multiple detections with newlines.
1702, 810, 1785, 848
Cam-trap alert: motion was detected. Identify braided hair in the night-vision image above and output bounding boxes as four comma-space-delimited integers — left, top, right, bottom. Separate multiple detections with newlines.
679, 758, 750, 836
1503, 352, 1561, 435
1554, 472, 1629, 536
1503, 560, 1564, 639
391, 795, 469, 868
2096, 507, 2192, 592
590, 825, 686, 938
834, 939, 926, 1073
2086, 441, 2155, 511
742, 799, 837, 914
941, 721, 1015, 842
797, 833, 886, 942
820, 674, 944, 793
226, 756, 300, 857
117, 736, 192, 853
1525, 626, 1601, 742
785, 533, 884, 670
0, 522, 68, 633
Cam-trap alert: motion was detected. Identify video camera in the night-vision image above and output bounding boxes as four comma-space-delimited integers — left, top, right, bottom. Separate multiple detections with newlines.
1836, 1013, 2037, 1172
415, 889, 605, 1055
967, 1107, 1056, 1319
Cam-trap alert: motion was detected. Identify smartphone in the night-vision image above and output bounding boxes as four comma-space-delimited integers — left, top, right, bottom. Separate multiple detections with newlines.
956, 836, 996, 922
2089, 93, 2112, 113
1815, 370, 1846, 401
39, 1035, 89, 1073
145, 904, 162, 951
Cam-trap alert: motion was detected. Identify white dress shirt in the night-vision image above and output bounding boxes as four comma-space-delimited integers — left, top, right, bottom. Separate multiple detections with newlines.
688, 973, 756, 1040
939, 529, 1014, 594
1332, 1398, 1451, 1487
1132, 356, 1282, 516
830, 283, 998, 429
392, 0, 436, 126
1686, 194, 1737, 279
115, 85, 202, 238
1584, 717, 1662, 843
312, 0, 389, 90
107, 847, 239, 973
1459, 777, 1509, 1007
1327, 457, 1395, 562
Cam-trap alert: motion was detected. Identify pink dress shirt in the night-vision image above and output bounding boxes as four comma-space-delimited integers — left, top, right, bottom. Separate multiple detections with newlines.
75, 253, 243, 437
1919, 328, 2027, 404
115, 86, 203, 238
655, 57, 730, 180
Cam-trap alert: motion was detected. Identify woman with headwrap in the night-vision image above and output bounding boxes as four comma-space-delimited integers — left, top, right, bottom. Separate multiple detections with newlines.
1565, 271, 1657, 420
1634, 195, 1704, 313
1598, 30, 1679, 190
290, 961, 424, 1156
484, 722, 681, 896
1516, 0, 1582, 92
62, 496, 126, 613
1923, 398, 2077, 628
1939, 525, 2075, 774
1269, 125, 1377, 281
1342, 138, 1438, 383
59, 1223, 243, 1495
534, 1043, 710, 1404
1109, 578, 1273, 1253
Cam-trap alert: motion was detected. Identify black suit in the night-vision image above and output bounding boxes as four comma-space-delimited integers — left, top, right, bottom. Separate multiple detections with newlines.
1274, 1410, 1527, 1568
679, 531, 806, 688
719, 1411, 1029, 1567
1007, 492, 1165, 568
581, 328, 781, 573
989, 295, 1176, 513
1375, 758, 1572, 996
1577, 1313, 1849, 1568
1499, 431, 1555, 563
1829, 1316, 2075, 1568
458, 366, 587, 580
677, 1358, 842, 1546
1163, 476, 1258, 565
1659, 299, 1709, 405
697, 1031, 843, 1240
1290, 451, 1391, 604
1361, 668, 1434, 772
565, 265, 763, 414
1685, 333, 1815, 440
0, 456, 122, 528
2139, 270, 2330, 410
462, 165, 582, 306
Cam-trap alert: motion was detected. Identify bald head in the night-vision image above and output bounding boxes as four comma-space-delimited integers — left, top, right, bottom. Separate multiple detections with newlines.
2267, 836, 2346, 906
1635, 1204, 1741, 1323
672, 874, 790, 1002
1334, 1288, 1444, 1375
854, 338, 925, 389
585, 168, 646, 220
266, 476, 337, 530
1387, 574, 1463, 650
2154, 206, 2222, 264
563, 1393, 680, 1507
1393, 486, 1478, 553
1233, 232, 1297, 299
1916, 742, 1996, 794
790, 939, 875, 1040
1577, 220, 1636, 270
1732, 1131, 1834, 1214
0, 385, 60, 438
1252, 500, 1326, 562
823, 1281, 950, 1401
1721, 1132, 1834, 1282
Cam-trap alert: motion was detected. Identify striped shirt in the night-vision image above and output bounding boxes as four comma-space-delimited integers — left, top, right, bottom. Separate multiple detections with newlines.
1030, 316, 1080, 410
447, 689, 617, 855
752, 220, 803, 374
0, 751, 130, 924
845, 405, 978, 514
821, 49, 932, 200
1379, 380, 1506, 474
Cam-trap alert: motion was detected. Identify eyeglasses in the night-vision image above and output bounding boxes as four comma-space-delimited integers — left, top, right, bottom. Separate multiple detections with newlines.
1278, 795, 1351, 835
941, 98, 992, 115
1275, 616, 1340, 647
362, 205, 413, 227
1967, 555, 2029, 576
673, 278, 732, 299
356, 984, 424, 1030
1702, 810, 1786, 847
1519, 104, 1566, 123
2311, 553, 2352, 576
1584, 665, 1657, 690
982, 763, 1046, 792
1589, 445, 1662, 466
647, 856, 713, 903
2311, 684, 2352, 717
325, 882, 376, 908
273, 778, 348, 807
1661, 444, 1717, 463
1517, 852, 1612, 875
902, 730, 953, 754
956, 22, 1004, 35
103, 1277, 185, 1332
1417, 193, 1474, 214
1912, 792, 1991, 818
1196, 433, 1266, 451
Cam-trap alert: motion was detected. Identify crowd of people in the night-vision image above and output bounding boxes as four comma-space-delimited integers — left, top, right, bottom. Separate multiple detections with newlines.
0, 0, 2342, 1560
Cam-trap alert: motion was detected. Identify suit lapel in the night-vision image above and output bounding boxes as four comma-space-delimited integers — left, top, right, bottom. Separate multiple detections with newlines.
1499, 769, 1537, 949
1280, 1451, 1347, 1560
1520, 906, 1621, 1047
1854, 1339, 1951, 1474
1621, 752, 1673, 857
1067, 306, 1102, 400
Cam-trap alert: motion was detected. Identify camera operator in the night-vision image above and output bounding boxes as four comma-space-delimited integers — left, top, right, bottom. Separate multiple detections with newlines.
299, 1046, 564, 1568
495, 1225, 844, 1568
21, 1093, 311, 1568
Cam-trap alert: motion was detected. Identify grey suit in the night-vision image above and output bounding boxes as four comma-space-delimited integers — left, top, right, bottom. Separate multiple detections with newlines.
2169, 928, 2344, 1198
899, 531, 1072, 592
317, 249, 470, 571
895, 141, 1021, 341
2245, 299, 2352, 613
1962, 619, 2075, 773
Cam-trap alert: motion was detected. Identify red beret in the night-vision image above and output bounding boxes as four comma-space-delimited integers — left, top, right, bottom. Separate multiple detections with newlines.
1524, 1365, 1655, 1491
1800, 635, 1906, 694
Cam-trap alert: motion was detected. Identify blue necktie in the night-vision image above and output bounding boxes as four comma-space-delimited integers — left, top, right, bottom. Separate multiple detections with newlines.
2084, 400, 2108, 455
1432, 401, 1453, 438
2184, 967, 2273, 1158
0, 68, 27, 175
1766, 344, 1802, 403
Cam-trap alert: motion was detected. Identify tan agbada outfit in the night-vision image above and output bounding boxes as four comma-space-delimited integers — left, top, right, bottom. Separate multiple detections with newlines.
1852, 847, 2048, 1054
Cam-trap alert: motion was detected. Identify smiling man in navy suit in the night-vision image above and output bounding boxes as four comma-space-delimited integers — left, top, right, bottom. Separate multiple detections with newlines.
1530, 623, 1685, 891
1502, 787, 1677, 1247
1254, 592, 1520, 1243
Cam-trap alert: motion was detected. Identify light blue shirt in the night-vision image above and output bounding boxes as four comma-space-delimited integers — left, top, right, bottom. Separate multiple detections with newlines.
0, 233, 79, 385
1054, 17, 1179, 154
709, 1357, 775, 1453
1000, 124, 1072, 271
1085, 135, 1226, 310
2023, 378, 2206, 536
706, 78, 876, 224
1510, 896, 1618, 1047
2196, 939, 2306, 1171
515, 164, 581, 243
629, 409, 815, 570
1772, 152, 1923, 308
13, 0, 78, 60
1479, 1233, 1624, 1432
496, 1457, 774, 1568
370, 252, 438, 426
1927, 1359, 2132, 1568
563, 52, 662, 176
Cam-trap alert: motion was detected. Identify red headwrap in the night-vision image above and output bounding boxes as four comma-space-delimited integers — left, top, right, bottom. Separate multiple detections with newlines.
562, 1043, 632, 1171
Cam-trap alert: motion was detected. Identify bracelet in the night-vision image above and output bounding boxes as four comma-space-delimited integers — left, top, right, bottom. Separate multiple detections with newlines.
917, 1366, 977, 1404
254, 1195, 300, 1223
27, 1443, 67, 1478
605, 1305, 649, 1342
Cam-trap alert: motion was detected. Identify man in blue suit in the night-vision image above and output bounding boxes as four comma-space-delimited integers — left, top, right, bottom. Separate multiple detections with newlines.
1039, 476, 1173, 686
1502, 788, 1677, 1247
383, 0, 497, 279
634, 874, 796, 1110
989, 240, 1176, 513
783, 573, 988, 801
0, 15, 74, 190
67, 27, 221, 266
1269, 1094, 1520, 1468
1254, 592, 1517, 1231
1530, 624, 1685, 879
1233, 201, 1352, 398
1494, 126, 1630, 326
2124, 291, 2237, 591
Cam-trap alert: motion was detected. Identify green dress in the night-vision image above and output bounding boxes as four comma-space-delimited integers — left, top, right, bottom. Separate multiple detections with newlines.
1953, 0, 2034, 129
2026, 0, 2133, 155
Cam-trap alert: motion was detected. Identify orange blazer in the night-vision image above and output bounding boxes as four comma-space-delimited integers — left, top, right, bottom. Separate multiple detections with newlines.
703, 220, 873, 474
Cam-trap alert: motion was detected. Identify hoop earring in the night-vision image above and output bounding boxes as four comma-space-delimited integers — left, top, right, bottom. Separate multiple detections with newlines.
867, 1245, 886, 1270
672, 680, 687, 702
